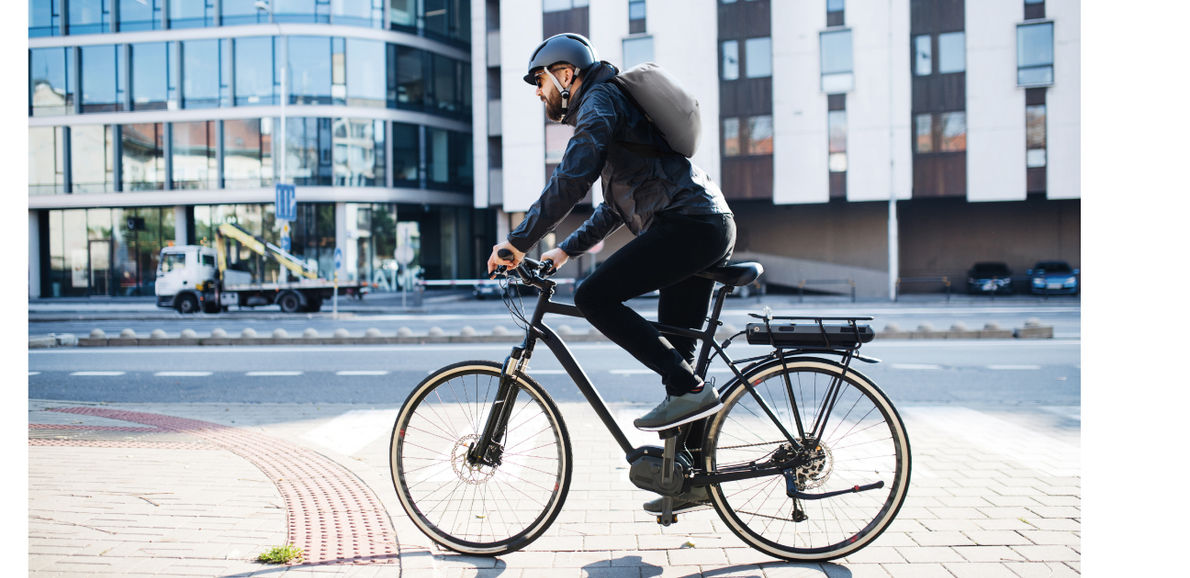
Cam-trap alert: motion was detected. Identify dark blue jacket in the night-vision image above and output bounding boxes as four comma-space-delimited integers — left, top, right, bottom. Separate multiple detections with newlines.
507, 61, 732, 256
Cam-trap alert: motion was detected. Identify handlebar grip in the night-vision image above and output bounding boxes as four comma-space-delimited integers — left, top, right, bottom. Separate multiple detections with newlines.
497, 248, 515, 260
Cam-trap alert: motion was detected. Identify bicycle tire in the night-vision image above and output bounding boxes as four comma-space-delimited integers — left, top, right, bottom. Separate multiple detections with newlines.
390, 361, 573, 556
703, 357, 911, 561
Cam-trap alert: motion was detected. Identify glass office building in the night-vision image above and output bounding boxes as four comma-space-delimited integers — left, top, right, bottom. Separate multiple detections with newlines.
28, 0, 490, 298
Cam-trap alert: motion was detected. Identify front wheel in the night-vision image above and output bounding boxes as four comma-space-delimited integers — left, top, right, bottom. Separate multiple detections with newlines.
704, 357, 911, 561
390, 361, 573, 556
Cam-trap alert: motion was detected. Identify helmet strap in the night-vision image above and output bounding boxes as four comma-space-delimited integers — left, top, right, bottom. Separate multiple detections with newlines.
544, 68, 572, 118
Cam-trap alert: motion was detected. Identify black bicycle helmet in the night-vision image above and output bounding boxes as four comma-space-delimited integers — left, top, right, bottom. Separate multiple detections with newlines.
523, 33, 599, 85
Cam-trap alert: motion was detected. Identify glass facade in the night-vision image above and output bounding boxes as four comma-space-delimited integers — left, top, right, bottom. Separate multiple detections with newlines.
29, 2, 479, 297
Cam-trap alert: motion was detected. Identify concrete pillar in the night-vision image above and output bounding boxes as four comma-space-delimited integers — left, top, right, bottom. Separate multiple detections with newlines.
175, 206, 189, 246
29, 211, 41, 298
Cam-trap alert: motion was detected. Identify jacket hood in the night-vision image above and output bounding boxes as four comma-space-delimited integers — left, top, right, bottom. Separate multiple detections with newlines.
564, 61, 620, 125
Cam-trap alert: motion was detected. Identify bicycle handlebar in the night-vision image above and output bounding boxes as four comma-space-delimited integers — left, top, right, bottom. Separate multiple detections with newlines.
493, 248, 556, 283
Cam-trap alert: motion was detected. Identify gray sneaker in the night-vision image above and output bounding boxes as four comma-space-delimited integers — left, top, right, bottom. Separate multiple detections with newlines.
633, 386, 722, 431
643, 485, 711, 515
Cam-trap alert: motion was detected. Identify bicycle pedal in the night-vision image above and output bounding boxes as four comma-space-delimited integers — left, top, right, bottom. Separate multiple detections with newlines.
656, 514, 678, 526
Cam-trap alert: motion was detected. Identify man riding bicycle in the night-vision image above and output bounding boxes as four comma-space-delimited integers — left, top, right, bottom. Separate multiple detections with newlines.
486, 33, 737, 513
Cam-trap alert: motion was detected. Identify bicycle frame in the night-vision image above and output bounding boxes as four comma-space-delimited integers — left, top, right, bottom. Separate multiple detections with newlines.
467, 264, 866, 490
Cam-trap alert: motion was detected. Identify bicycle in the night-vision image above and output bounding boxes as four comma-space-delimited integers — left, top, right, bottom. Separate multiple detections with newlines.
389, 254, 911, 561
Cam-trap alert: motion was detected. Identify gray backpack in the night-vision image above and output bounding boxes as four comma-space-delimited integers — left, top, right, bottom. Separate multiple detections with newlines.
609, 63, 701, 158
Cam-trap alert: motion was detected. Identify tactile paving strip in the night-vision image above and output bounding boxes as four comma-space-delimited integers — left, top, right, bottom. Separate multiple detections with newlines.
46, 407, 400, 566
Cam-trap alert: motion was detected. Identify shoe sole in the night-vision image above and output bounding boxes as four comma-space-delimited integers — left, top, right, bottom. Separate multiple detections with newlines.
634, 401, 723, 432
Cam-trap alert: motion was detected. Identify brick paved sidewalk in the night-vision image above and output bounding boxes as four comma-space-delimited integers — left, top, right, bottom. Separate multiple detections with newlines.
28, 399, 1080, 577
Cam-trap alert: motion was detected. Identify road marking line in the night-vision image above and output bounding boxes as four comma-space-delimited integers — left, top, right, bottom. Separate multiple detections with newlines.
890, 363, 943, 370
246, 371, 304, 376
336, 370, 388, 376
29, 371, 41, 376
70, 371, 126, 376
155, 371, 213, 377
987, 364, 1042, 370
529, 369, 568, 375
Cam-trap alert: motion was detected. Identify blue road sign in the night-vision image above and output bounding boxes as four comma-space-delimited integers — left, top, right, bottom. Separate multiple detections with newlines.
275, 183, 296, 221
280, 235, 291, 252
334, 248, 343, 271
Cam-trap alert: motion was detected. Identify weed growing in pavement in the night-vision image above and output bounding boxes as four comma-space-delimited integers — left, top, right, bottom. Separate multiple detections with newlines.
257, 544, 304, 564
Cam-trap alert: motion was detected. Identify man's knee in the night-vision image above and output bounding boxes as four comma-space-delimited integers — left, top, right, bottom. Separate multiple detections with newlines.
573, 280, 602, 313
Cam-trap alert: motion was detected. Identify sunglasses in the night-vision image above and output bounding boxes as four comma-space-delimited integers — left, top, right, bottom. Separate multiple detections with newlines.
534, 66, 572, 88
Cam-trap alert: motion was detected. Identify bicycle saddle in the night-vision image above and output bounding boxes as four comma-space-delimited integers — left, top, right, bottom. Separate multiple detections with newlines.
697, 261, 763, 287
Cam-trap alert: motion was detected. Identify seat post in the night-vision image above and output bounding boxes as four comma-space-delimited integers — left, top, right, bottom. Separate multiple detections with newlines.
694, 284, 732, 379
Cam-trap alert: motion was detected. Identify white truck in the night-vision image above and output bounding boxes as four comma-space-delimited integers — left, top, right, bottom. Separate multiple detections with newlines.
155, 223, 365, 314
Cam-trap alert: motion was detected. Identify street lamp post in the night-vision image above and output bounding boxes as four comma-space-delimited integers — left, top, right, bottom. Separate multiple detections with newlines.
256, 1, 290, 282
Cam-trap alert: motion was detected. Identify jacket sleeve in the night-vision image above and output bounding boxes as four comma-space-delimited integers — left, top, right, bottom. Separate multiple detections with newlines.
558, 203, 623, 256
506, 87, 619, 252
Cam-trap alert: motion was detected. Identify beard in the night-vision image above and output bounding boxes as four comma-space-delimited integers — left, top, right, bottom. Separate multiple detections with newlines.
543, 92, 566, 122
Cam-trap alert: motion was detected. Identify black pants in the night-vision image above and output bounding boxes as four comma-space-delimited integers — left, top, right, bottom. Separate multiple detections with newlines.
573, 212, 736, 397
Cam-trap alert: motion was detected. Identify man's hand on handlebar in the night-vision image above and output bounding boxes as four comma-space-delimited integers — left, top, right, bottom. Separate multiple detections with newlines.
487, 242, 524, 277
541, 247, 570, 271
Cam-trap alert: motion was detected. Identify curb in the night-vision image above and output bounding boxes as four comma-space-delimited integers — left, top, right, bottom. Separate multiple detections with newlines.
30, 320, 1055, 348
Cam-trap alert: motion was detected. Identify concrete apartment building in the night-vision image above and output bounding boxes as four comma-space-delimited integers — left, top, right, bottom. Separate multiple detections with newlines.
474, 0, 1079, 298
27, 0, 1078, 300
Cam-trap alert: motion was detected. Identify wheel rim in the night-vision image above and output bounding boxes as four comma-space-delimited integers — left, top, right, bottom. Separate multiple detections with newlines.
393, 366, 569, 552
180, 297, 197, 313
708, 360, 909, 559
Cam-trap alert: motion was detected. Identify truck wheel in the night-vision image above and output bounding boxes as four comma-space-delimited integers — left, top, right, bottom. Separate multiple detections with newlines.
278, 292, 302, 314
203, 299, 221, 314
177, 294, 200, 314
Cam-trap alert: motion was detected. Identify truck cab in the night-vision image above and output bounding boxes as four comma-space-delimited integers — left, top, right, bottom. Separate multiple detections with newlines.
156, 246, 218, 313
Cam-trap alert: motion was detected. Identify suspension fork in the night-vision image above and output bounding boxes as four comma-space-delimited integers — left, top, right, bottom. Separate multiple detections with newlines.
467, 350, 528, 467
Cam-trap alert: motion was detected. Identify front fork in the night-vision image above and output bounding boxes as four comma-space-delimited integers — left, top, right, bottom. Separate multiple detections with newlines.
467, 352, 527, 467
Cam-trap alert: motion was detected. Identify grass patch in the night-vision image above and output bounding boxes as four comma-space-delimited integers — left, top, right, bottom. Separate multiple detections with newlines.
257, 544, 304, 564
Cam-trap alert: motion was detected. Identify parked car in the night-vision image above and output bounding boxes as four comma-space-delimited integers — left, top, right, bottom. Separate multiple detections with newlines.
966, 262, 1014, 295
1028, 261, 1079, 295
473, 279, 508, 300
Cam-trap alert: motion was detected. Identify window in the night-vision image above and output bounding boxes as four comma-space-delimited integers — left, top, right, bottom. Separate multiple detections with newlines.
223, 118, 274, 188
629, 0, 646, 34
332, 118, 385, 186
937, 31, 965, 73
425, 128, 471, 190
332, 37, 347, 104
744, 37, 772, 78
288, 36, 333, 105
827, 0, 844, 26
828, 110, 847, 172
181, 39, 223, 109
160, 252, 186, 273
169, 0, 215, 28
429, 54, 467, 114
1017, 22, 1054, 87
234, 37, 277, 105
820, 30, 853, 92
29, 47, 75, 116
80, 45, 124, 113
938, 111, 966, 152
68, 0, 112, 34
423, 0, 470, 44
623, 36, 653, 69
390, 0, 415, 29
118, 0, 164, 31
28, 126, 66, 195
274, 0, 331, 23
71, 125, 114, 193
393, 45, 425, 108
172, 121, 217, 189
914, 114, 932, 153
747, 116, 773, 155
285, 117, 334, 185
220, 0, 270, 25
392, 122, 419, 184
914, 35, 931, 76
1026, 104, 1046, 167
30, 0, 62, 37
914, 112, 966, 153
722, 118, 740, 156
121, 123, 166, 191
544, 0, 588, 12
347, 38, 386, 107
130, 43, 171, 111
721, 40, 739, 81
332, 0, 382, 27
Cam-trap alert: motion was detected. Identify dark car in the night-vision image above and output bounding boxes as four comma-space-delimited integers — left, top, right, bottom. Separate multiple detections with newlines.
966, 262, 1014, 295
1028, 261, 1079, 295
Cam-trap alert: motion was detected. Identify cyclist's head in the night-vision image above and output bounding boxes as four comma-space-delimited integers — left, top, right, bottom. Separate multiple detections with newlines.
523, 33, 598, 87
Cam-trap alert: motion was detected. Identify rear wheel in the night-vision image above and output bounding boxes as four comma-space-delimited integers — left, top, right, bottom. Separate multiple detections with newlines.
391, 361, 572, 556
704, 357, 911, 561
277, 292, 301, 313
